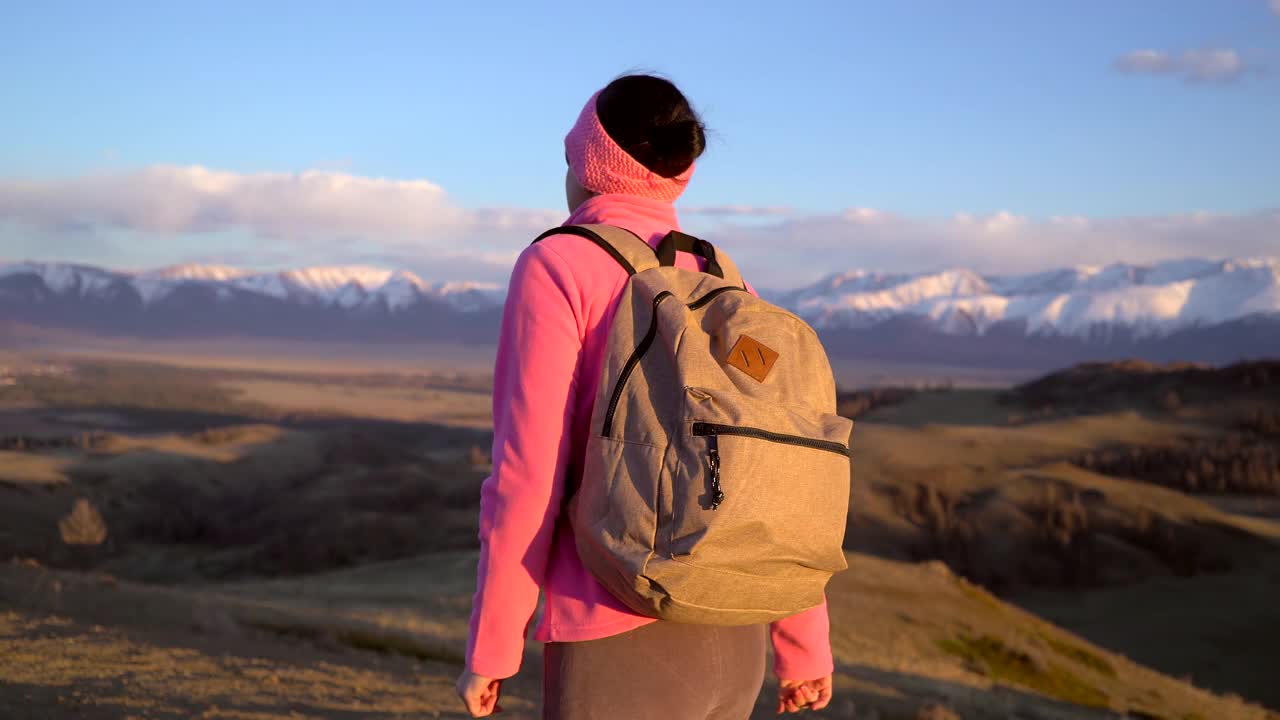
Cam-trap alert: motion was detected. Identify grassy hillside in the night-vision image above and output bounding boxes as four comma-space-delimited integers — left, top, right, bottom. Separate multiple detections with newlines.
2, 552, 1274, 719
2, 353, 1278, 717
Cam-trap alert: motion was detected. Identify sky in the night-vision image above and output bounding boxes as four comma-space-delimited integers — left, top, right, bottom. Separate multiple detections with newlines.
1, 0, 1277, 288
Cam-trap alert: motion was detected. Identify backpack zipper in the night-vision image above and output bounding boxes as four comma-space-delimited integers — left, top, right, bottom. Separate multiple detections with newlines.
687, 285, 748, 310
707, 434, 725, 510
600, 285, 749, 437
601, 291, 673, 436
691, 422, 851, 457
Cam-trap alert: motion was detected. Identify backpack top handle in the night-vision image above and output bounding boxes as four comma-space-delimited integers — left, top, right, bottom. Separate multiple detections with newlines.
655, 231, 724, 279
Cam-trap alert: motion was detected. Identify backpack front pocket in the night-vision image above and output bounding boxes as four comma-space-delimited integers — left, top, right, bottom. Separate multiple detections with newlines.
665, 387, 852, 576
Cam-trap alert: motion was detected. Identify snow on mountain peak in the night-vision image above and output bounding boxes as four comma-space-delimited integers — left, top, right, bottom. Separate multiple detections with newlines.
786, 268, 992, 326
2, 256, 1276, 339
0, 261, 118, 297
791, 256, 1280, 338
140, 263, 251, 282
278, 266, 395, 296
428, 280, 505, 312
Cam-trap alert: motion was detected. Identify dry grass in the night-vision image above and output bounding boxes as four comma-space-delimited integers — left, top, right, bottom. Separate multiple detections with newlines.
858, 389, 1010, 427
822, 554, 1276, 719
8, 337, 496, 376
4, 552, 1275, 720
0, 609, 491, 720
0, 450, 74, 486
845, 410, 1279, 591
1035, 632, 1116, 679
2, 353, 1278, 717
1014, 552, 1280, 713
848, 411, 1210, 487
221, 378, 492, 428
215, 552, 483, 653
0, 420, 487, 581
935, 633, 1109, 708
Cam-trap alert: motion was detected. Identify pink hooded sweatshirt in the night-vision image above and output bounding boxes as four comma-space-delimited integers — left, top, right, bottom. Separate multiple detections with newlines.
465, 192, 834, 681
465, 192, 834, 682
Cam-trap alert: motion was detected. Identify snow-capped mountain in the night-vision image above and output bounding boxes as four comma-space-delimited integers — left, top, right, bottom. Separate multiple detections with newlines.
1, 257, 1276, 366
774, 257, 1280, 339
0, 261, 505, 313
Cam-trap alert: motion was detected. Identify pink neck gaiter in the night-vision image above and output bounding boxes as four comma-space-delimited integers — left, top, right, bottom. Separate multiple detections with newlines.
564, 90, 694, 203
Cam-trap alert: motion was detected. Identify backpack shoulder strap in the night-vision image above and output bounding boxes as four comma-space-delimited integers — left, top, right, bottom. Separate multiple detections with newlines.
532, 224, 659, 276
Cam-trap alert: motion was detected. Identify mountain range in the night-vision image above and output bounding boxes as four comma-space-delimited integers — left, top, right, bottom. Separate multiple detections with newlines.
2, 257, 1277, 367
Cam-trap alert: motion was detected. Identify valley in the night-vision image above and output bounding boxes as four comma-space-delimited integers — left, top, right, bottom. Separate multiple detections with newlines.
0, 350, 1277, 718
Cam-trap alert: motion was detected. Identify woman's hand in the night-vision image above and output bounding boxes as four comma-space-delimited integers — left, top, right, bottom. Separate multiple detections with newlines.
777, 675, 833, 713
455, 669, 503, 717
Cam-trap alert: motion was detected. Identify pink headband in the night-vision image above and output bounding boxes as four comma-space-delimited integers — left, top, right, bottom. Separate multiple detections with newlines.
564, 90, 694, 203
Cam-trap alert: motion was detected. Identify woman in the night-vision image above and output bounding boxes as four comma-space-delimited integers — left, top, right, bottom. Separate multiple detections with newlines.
457, 74, 835, 719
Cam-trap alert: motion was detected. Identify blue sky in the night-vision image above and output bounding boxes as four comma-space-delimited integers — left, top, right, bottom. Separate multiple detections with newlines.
1, 0, 1277, 286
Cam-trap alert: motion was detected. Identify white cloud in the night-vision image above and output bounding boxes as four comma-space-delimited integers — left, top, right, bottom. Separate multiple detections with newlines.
0, 165, 562, 280
1271, 0, 1280, 16
1113, 47, 1253, 84
1180, 48, 1248, 83
716, 208, 1280, 287
681, 204, 793, 218
1114, 49, 1174, 74
3, 165, 1276, 289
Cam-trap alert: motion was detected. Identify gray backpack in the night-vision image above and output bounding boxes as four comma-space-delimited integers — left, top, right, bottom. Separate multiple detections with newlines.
533, 224, 852, 625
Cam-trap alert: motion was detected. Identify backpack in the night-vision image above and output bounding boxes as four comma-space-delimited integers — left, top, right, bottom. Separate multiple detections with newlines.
532, 224, 852, 625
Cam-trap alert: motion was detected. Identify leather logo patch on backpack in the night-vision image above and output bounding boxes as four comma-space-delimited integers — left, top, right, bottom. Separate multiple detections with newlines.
726, 335, 779, 382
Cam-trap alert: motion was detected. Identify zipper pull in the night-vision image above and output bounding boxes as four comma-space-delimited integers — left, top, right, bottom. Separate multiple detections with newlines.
707, 435, 725, 510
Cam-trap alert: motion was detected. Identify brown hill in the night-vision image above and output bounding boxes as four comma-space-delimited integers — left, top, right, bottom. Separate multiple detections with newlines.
3, 356, 1280, 714
3, 552, 1274, 720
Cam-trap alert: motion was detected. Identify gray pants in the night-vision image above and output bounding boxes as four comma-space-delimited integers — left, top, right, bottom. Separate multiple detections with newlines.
542, 621, 767, 720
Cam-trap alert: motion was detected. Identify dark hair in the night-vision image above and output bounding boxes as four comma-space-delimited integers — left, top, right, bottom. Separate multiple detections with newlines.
596, 74, 706, 178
